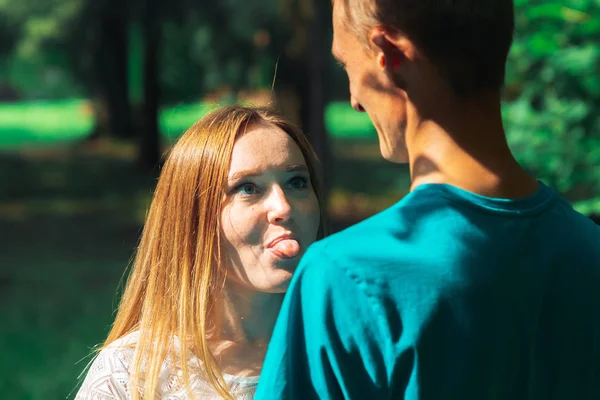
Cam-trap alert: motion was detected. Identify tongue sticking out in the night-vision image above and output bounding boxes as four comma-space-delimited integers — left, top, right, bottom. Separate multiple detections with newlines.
271, 239, 300, 259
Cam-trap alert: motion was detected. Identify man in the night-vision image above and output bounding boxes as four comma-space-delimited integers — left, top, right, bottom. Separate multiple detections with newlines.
255, 0, 600, 398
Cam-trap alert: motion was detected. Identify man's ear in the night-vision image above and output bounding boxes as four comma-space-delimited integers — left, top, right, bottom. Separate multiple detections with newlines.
370, 27, 420, 67
370, 27, 417, 89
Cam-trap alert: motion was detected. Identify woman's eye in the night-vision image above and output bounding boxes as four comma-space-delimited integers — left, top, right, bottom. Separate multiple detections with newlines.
237, 183, 258, 195
288, 176, 309, 189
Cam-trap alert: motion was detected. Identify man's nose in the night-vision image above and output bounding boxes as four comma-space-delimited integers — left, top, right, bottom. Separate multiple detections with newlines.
350, 95, 365, 112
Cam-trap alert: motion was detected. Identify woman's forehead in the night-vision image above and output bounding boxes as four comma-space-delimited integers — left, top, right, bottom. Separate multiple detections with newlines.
228, 124, 306, 175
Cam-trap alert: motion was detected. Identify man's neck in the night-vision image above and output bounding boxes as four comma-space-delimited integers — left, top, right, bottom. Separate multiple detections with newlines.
406, 90, 538, 198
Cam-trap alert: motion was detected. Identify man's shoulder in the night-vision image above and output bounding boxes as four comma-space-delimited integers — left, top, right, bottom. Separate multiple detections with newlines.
549, 204, 600, 265
310, 193, 442, 256
320, 201, 411, 247
298, 200, 434, 284
308, 206, 399, 260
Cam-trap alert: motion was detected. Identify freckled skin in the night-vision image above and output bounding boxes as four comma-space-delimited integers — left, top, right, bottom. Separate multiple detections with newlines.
221, 123, 320, 293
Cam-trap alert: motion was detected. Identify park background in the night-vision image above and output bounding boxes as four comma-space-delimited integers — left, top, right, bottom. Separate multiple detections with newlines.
1, 0, 599, 398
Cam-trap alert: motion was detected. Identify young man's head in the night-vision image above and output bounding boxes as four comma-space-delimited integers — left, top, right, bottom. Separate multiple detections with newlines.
331, 0, 514, 162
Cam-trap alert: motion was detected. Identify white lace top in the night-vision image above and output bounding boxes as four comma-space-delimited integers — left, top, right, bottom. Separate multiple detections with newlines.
75, 331, 259, 399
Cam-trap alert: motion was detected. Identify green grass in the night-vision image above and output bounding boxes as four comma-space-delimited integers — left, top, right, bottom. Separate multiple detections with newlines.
0, 99, 377, 149
0, 153, 157, 399
160, 102, 222, 140
0, 99, 95, 147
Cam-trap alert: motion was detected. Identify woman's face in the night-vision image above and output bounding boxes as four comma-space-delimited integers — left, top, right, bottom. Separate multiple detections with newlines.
220, 122, 321, 293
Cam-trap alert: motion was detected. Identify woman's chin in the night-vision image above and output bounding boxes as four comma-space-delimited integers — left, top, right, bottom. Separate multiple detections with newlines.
261, 271, 294, 293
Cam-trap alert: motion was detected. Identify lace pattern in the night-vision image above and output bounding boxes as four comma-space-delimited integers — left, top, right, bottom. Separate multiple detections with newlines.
75, 332, 259, 399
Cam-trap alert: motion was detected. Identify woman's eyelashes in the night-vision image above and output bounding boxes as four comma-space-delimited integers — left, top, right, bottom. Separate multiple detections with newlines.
229, 175, 311, 197
232, 182, 259, 196
287, 175, 309, 189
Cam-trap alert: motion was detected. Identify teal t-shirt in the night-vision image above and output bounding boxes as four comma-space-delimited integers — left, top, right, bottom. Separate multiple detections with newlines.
255, 182, 600, 399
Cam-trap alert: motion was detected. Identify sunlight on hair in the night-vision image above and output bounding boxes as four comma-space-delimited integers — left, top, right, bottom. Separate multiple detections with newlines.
78, 105, 327, 400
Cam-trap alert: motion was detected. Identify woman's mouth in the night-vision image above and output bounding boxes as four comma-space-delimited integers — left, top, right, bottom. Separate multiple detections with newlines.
267, 236, 301, 259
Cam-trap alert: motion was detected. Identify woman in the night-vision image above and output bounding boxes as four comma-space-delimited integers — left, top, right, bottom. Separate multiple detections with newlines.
75, 105, 327, 399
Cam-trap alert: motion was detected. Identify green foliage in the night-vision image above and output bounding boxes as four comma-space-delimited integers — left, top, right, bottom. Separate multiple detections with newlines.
0, 0, 282, 102
0, 0, 83, 59
161, 0, 287, 102
0, 0, 87, 98
0, 51, 85, 99
505, 0, 600, 198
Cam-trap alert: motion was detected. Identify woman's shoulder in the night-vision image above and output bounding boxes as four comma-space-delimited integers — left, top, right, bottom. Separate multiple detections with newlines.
74, 332, 140, 400
74, 331, 260, 399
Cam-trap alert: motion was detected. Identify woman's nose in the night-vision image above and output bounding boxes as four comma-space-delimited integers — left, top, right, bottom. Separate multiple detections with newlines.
266, 186, 293, 224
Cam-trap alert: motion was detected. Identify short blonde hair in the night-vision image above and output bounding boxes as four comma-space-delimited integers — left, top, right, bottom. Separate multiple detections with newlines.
336, 0, 515, 97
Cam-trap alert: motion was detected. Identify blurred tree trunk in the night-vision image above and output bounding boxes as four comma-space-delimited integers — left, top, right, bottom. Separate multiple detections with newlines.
138, 0, 161, 170
275, 0, 333, 200
106, 10, 133, 139
305, 0, 332, 200
90, 5, 134, 140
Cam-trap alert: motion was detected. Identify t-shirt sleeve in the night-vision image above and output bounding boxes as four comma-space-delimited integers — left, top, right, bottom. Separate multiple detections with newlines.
255, 243, 392, 400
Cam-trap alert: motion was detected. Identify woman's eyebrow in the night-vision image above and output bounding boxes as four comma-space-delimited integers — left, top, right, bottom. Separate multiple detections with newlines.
286, 164, 308, 173
228, 164, 308, 181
